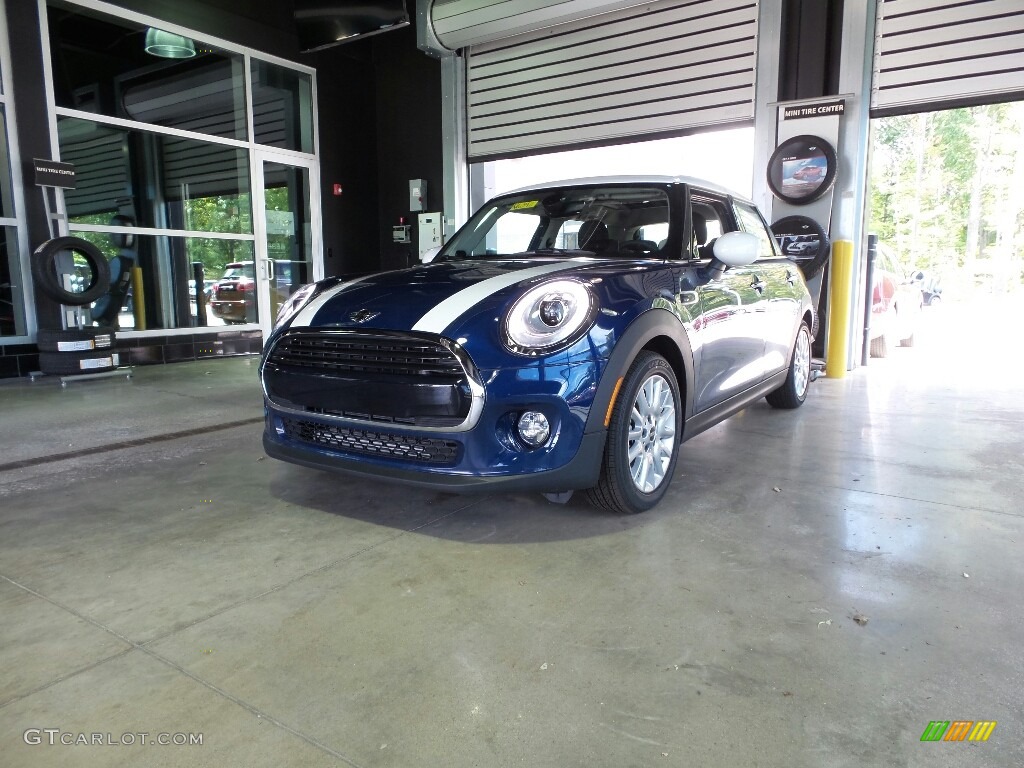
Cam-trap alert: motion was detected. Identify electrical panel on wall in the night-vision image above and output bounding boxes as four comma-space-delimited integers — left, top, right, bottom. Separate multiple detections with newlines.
409, 179, 427, 212
417, 212, 442, 262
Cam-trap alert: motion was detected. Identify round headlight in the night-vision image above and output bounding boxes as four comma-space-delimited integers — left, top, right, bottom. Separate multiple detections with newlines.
505, 279, 594, 353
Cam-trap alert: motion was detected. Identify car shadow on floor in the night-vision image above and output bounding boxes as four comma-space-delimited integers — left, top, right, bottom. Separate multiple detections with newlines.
267, 463, 660, 545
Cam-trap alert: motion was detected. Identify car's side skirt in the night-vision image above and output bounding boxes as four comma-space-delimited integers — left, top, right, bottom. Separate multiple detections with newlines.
682, 370, 788, 442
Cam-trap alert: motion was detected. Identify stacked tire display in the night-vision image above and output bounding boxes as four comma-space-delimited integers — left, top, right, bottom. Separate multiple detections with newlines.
32, 237, 121, 375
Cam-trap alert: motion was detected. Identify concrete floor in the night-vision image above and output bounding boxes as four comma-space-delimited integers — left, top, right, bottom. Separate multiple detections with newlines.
1, 303, 1021, 767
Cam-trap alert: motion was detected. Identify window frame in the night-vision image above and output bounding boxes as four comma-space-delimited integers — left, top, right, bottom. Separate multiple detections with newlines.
37, 0, 321, 339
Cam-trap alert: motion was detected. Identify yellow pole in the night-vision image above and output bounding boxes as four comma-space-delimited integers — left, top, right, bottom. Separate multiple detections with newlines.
826, 240, 854, 378
130, 266, 146, 331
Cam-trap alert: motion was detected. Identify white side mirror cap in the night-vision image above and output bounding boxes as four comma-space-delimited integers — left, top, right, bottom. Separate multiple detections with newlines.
713, 231, 760, 267
421, 246, 441, 264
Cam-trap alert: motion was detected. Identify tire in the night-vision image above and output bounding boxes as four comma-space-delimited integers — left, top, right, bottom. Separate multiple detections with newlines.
869, 332, 890, 358
36, 326, 116, 353
770, 215, 831, 279
586, 352, 681, 514
31, 236, 111, 305
38, 350, 121, 375
766, 323, 812, 409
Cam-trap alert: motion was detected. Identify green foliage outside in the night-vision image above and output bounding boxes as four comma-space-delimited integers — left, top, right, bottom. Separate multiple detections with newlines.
869, 103, 1024, 294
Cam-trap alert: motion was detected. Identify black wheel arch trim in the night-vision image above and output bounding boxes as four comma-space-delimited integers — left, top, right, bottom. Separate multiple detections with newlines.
584, 309, 695, 435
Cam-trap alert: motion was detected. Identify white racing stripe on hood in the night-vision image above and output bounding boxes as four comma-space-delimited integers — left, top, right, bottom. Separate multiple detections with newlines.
289, 275, 375, 327
412, 259, 592, 335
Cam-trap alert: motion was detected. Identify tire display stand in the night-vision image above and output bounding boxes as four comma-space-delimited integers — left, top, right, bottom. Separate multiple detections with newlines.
29, 175, 133, 387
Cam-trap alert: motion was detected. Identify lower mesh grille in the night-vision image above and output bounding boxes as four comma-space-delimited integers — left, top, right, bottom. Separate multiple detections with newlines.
284, 418, 460, 465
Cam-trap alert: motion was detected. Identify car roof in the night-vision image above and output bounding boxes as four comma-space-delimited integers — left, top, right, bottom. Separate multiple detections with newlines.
502, 175, 753, 205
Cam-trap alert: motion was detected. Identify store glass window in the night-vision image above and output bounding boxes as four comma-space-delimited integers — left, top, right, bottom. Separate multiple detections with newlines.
47, 1, 247, 142
57, 117, 252, 234
68, 231, 256, 331
0, 107, 27, 337
251, 59, 314, 153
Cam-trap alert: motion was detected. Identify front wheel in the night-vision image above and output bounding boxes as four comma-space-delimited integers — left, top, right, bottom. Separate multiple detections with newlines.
766, 322, 812, 409
586, 352, 681, 514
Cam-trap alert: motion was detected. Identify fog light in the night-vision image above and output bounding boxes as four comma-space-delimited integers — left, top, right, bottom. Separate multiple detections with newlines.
274, 417, 286, 436
517, 411, 550, 448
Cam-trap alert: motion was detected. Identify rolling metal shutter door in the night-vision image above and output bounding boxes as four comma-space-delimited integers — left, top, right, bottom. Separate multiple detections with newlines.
872, 0, 1024, 115
466, 0, 759, 161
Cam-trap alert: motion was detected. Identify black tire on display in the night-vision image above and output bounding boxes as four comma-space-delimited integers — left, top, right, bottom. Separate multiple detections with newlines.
31, 236, 111, 306
766, 323, 812, 409
770, 215, 831, 280
586, 351, 681, 515
36, 326, 116, 353
38, 350, 121, 376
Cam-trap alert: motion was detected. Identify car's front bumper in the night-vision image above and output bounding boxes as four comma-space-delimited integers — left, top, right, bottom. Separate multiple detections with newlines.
261, 359, 608, 493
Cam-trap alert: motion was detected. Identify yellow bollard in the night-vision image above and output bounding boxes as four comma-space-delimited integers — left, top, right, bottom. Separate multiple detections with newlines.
826, 240, 854, 378
130, 266, 146, 331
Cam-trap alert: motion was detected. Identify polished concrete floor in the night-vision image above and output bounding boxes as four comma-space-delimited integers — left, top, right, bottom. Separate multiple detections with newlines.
1, 303, 1021, 767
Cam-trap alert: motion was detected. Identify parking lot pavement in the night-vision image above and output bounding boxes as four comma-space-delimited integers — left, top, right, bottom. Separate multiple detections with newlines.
1, 351, 1022, 767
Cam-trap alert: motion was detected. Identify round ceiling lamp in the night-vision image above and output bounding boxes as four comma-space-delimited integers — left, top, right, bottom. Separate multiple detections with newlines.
144, 28, 196, 59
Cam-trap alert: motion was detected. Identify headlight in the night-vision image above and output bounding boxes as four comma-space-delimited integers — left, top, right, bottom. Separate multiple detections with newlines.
274, 283, 317, 328
505, 279, 594, 354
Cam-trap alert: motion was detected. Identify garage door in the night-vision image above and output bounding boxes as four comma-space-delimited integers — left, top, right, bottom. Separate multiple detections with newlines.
465, 0, 759, 160
872, 0, 1024, 115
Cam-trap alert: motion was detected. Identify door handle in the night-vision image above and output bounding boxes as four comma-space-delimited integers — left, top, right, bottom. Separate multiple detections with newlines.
265, 259, 276, 281
750, 277, 767, 294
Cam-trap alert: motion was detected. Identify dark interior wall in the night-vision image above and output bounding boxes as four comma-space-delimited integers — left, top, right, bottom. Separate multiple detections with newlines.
301, 42, 381, 278
779, 0, 845, 101
371, 26, 443, 272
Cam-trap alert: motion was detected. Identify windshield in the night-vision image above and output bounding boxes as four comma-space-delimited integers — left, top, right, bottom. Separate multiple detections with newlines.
221, 263, 255, 280
439, 185, 673, 261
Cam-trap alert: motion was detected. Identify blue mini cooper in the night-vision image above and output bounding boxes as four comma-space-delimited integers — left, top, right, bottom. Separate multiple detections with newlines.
260, 177, 815, 514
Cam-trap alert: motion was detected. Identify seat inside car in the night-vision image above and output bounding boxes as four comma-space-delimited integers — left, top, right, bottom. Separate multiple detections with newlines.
578, 219, 616, 255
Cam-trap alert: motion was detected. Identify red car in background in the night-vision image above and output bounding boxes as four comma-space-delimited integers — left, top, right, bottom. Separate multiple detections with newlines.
869, 244, 923, 357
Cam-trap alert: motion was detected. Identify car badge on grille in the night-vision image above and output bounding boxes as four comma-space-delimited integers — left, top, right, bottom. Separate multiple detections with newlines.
349, 309, 380, 324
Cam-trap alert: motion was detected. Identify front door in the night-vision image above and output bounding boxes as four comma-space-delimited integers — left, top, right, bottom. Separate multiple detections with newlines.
252, 152, 321, 338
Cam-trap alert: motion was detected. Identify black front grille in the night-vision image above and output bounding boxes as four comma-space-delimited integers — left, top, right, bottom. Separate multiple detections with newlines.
269, 331, 464, 377
284, 418, 460, 465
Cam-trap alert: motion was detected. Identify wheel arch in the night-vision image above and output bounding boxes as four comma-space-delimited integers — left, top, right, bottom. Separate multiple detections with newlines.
584, 309, 695, 435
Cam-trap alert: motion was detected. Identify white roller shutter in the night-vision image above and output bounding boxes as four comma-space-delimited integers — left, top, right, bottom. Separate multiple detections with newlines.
872, 0, 1024, 115
431, 0, 650, 50
466, 0, 759, 160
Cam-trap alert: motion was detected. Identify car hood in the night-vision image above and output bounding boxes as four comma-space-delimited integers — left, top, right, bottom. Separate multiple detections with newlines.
286, 257, 616, 336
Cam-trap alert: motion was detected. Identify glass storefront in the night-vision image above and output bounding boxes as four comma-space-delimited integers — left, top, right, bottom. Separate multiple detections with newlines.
42, 0, 318, 336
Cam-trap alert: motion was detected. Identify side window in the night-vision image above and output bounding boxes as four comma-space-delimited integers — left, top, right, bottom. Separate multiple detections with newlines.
733, 202, 779, 259
689, 196, 730, 260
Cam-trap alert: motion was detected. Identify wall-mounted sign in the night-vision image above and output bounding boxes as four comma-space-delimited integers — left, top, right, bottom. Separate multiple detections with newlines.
33, 159, 76, 189
782, 99, 845, 120
766, 135, 837, 206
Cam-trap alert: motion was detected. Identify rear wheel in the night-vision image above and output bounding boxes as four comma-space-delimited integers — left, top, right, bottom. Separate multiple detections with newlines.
767, 323, 812, 409
586, 352, 681, 514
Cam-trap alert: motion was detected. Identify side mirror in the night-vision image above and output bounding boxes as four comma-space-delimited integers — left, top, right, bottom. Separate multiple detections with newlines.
706, 231, 759, 279
421, 246, 441, 264
713, 231, 760, 266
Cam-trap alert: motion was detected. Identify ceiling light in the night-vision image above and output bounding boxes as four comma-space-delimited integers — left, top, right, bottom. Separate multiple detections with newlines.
144, 28, 196, 59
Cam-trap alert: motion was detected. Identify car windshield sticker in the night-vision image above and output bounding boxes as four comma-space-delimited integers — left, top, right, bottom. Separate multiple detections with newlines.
510, 200, 539, 211
412, 259, 593, 335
